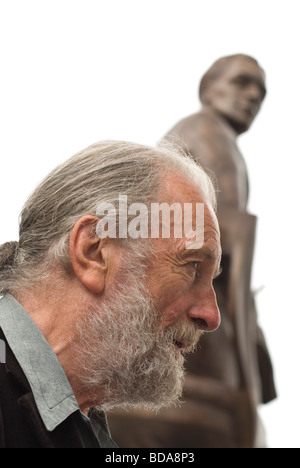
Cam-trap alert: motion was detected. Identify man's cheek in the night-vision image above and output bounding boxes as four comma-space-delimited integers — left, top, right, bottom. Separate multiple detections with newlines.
159, 290, 192, 329
156, 277, 190, 311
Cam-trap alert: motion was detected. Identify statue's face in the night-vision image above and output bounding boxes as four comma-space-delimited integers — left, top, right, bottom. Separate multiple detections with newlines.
206, 58, 266, 134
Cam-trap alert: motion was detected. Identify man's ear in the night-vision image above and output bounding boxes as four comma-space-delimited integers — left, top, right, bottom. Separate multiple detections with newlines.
69, 215, 108, 294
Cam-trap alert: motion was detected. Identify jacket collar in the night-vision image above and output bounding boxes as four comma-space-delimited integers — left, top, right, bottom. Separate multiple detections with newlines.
0, 294, 79, 431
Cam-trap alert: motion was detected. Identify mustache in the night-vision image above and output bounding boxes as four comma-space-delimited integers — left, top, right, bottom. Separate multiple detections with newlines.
161, 320, 204, 354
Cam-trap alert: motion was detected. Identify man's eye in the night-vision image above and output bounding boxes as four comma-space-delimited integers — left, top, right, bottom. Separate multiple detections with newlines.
190, 262, 199, 269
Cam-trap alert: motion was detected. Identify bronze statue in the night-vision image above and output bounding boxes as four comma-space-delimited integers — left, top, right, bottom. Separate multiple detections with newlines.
108, 54, 277, 448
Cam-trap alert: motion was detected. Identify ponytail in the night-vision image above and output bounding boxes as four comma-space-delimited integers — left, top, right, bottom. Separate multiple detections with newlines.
0, 241, 19, 295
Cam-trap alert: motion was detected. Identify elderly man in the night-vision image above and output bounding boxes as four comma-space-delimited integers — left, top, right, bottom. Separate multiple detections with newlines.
109, 55, 276, 448
0, 140, 221, 448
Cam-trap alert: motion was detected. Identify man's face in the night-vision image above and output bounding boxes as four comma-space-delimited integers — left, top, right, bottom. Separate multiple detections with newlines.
207, 58, 266, 134
146, 172, 221, 339
76, 173, 221, 411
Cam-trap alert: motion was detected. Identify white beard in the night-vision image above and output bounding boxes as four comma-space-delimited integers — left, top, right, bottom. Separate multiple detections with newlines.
75, 255, 203, 412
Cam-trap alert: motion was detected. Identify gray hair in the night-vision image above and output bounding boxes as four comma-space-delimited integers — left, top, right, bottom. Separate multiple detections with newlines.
0, 140, 216, 295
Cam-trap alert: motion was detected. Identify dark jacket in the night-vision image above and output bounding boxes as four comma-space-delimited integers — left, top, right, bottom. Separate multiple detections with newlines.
0, 328, 115, 448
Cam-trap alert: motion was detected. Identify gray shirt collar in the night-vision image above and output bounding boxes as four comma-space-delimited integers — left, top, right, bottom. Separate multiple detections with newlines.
0, 294, 80, 431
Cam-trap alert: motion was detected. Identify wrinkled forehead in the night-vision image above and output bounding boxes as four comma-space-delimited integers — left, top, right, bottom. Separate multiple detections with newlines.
156, 171, 221, 252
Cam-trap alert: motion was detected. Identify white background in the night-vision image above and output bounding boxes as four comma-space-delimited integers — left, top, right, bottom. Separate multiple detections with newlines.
0, 0, 299, 448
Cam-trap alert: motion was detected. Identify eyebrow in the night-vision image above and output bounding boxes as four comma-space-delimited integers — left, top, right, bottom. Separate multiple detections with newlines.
183, 245, 219, 260
181, 245, 222, 278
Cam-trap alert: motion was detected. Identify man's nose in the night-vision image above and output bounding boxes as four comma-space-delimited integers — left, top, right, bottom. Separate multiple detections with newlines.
187, 287, 221, 332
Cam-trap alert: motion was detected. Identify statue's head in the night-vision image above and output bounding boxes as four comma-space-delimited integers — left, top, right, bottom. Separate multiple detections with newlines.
199, 54, 266, 134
